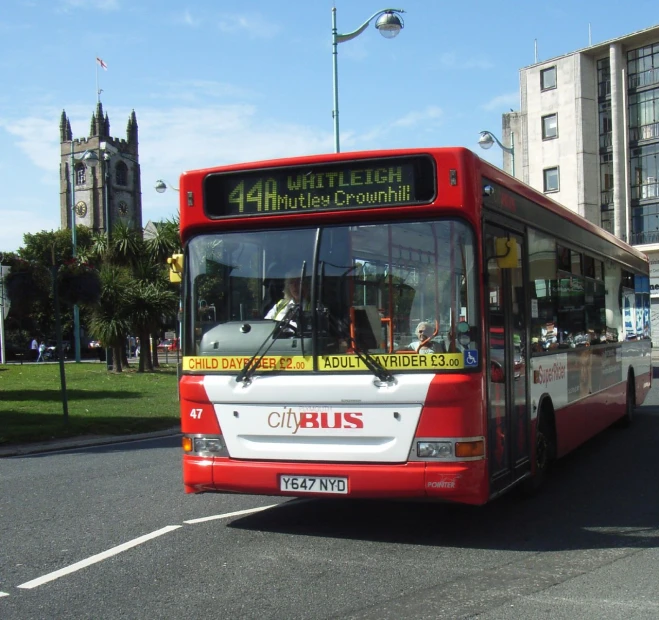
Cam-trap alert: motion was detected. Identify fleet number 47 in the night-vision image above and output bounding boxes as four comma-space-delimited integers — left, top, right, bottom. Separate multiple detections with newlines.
190, 408, 203, 419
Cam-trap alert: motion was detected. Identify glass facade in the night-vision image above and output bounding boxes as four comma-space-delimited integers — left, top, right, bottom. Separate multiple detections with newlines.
598, 58, 612, 233
628, 45, 659, 245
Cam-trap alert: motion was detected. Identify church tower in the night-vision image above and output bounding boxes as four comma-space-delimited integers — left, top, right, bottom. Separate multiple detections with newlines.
59, 104, 143, 235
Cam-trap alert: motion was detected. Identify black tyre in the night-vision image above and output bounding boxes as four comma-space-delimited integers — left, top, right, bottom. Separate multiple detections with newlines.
619, 376, 635, 427
522, 409, 555, 495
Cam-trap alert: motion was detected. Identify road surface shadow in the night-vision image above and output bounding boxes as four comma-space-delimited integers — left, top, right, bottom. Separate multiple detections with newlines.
229, 407, 659, 552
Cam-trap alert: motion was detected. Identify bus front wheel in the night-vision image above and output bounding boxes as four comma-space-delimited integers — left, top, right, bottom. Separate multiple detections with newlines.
619, 374, 635, 428
523, 407, 556, 494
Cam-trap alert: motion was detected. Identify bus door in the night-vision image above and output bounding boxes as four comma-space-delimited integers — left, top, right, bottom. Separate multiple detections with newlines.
484, 224, 530, 494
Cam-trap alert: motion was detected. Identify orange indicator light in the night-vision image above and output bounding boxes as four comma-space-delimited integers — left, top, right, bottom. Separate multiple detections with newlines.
455, 440, 484, 458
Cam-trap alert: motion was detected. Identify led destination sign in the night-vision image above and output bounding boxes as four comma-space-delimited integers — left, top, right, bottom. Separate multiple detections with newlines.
204, 155, 436, 217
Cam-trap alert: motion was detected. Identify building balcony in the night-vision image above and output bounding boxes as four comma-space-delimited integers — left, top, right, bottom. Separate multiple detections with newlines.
598, 81, 611, 99
629, 122, 659, 142
630, 230, 659, 246
630, 180, 658, 201
600, 190, 614, 206
629, 68, 659, 90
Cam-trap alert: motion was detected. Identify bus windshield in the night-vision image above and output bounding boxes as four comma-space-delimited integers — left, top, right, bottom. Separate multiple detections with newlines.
187, 219, 478, 367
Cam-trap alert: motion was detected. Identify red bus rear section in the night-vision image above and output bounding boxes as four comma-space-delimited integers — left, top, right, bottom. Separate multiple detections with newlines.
175, 147, 651, 505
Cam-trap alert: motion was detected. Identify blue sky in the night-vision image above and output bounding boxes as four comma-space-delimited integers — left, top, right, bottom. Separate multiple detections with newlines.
1, 0, 658, 253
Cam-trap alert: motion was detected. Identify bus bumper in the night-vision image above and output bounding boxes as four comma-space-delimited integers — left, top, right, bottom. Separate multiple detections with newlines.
183, 455, 489, 505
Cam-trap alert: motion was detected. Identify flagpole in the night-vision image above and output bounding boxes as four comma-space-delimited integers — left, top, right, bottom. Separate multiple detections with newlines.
96, 57, 99, 103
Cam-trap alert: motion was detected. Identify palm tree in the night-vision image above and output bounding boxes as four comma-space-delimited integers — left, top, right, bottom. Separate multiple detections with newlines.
129, 280, 178, 372
145, 216, 180, 263
87, 264, 134, 372
109, 220, 181, 372
143, 217, 182, 369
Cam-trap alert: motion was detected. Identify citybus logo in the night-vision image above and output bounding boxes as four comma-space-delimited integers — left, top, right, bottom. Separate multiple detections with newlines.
533, 361, 566, 386
268, 409, 364, 434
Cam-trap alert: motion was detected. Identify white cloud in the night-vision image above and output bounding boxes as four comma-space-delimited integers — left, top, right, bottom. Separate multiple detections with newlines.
355, 106, 443, 146
153, 79, 258, 103
180, 10, 201, 27
481, 92, 519, 111
392, 106, 443, 128
59, 0, 119, 10
1, 115, 61, 173
439, 53, 494, 70
0, 208, 60, 254
217, 13, 281, 39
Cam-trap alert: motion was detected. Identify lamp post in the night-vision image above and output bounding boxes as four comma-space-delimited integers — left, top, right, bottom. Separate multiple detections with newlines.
332, 7, 405, 153
155, 179, 182, 368
70, 144, 99, 362
478, 130, 515, 177
98, 141, 138, 370
154, 180, 179, 193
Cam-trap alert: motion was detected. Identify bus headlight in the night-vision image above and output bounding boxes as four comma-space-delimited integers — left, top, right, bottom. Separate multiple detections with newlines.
187, 436, 228, 456
417, 441, 452, 459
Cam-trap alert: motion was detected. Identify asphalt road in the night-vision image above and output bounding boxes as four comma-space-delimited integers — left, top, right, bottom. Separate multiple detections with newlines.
1, 383, 659, 618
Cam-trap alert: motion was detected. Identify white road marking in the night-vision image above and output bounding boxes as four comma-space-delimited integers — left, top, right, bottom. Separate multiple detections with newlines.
17, 525, 181, 590
0, 592, 9, 597
184, 504, 279, 524
14, 503, 281, 591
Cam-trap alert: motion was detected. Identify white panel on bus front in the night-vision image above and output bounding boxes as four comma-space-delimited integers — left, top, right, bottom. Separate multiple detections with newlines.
203, 374, 434, 463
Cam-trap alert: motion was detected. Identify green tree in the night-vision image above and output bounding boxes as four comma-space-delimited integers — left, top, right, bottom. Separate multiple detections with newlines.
87, 264, 134, 372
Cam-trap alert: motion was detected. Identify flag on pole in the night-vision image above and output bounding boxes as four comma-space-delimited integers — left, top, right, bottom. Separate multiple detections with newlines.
96, 57, 108, 70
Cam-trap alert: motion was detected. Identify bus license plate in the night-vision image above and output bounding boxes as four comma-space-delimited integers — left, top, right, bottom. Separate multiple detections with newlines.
280, 475, 348, 494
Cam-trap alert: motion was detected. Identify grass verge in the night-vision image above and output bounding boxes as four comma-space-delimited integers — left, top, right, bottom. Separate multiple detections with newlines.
0, 362, 179, 445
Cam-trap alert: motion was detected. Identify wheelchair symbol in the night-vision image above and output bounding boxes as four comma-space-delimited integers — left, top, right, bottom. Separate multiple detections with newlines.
465, 350, 478, 366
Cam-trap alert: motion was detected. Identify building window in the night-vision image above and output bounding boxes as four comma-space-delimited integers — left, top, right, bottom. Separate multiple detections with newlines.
628, 87, 659, 141
601, 208, 614, 235
599, 101, 612, 149
75, 163, 85, 185
542, 114, 558, 140
631, 203, 659, 245
540, 66, 556, 91
543, 167, 559, 192
630, 144, 659, 200
115, 161, 128, 186
600, 152, 613, 206
628, 43, 659, 90
597, 57, 611, 99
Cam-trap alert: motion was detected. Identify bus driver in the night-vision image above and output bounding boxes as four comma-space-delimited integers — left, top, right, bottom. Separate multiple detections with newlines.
265, 272, 309, 321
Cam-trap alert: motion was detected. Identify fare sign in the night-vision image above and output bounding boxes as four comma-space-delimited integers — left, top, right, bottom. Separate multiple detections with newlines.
204, 155, 435, 216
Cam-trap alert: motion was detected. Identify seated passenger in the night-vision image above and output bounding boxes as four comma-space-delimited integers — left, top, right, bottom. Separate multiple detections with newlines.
408, 321, 442, 354
265, 272, 309, 321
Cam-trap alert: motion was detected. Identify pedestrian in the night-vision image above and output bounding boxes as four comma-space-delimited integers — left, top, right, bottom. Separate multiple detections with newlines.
31, 337, 38, 361
36, 341, 46, 363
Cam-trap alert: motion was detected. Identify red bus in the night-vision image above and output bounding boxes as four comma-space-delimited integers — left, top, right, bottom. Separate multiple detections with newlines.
177, 147, 651, 505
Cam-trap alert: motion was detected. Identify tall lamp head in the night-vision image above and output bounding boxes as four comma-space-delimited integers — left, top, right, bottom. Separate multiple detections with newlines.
375, 11, 404, 39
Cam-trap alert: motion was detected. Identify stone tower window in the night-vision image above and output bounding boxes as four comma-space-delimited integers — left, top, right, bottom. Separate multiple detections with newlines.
115, 161, 128, 186
75, 162, 86, 185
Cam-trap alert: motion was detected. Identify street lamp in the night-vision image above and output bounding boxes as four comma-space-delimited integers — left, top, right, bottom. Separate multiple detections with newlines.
478, 130, 515, 177
70, 145, 99, 362
0, 253, 6, 365
332, 7, 405, 153
155, 180, 179, 193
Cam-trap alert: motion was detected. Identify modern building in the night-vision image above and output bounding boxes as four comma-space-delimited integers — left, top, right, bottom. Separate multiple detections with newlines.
503, 24, 659, 342
59, 103, 143, 236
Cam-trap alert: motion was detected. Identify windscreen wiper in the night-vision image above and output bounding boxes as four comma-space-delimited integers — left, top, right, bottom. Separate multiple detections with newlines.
236, 303, 299, 386
326, 312, 394, 384
347, 336, 395, 384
